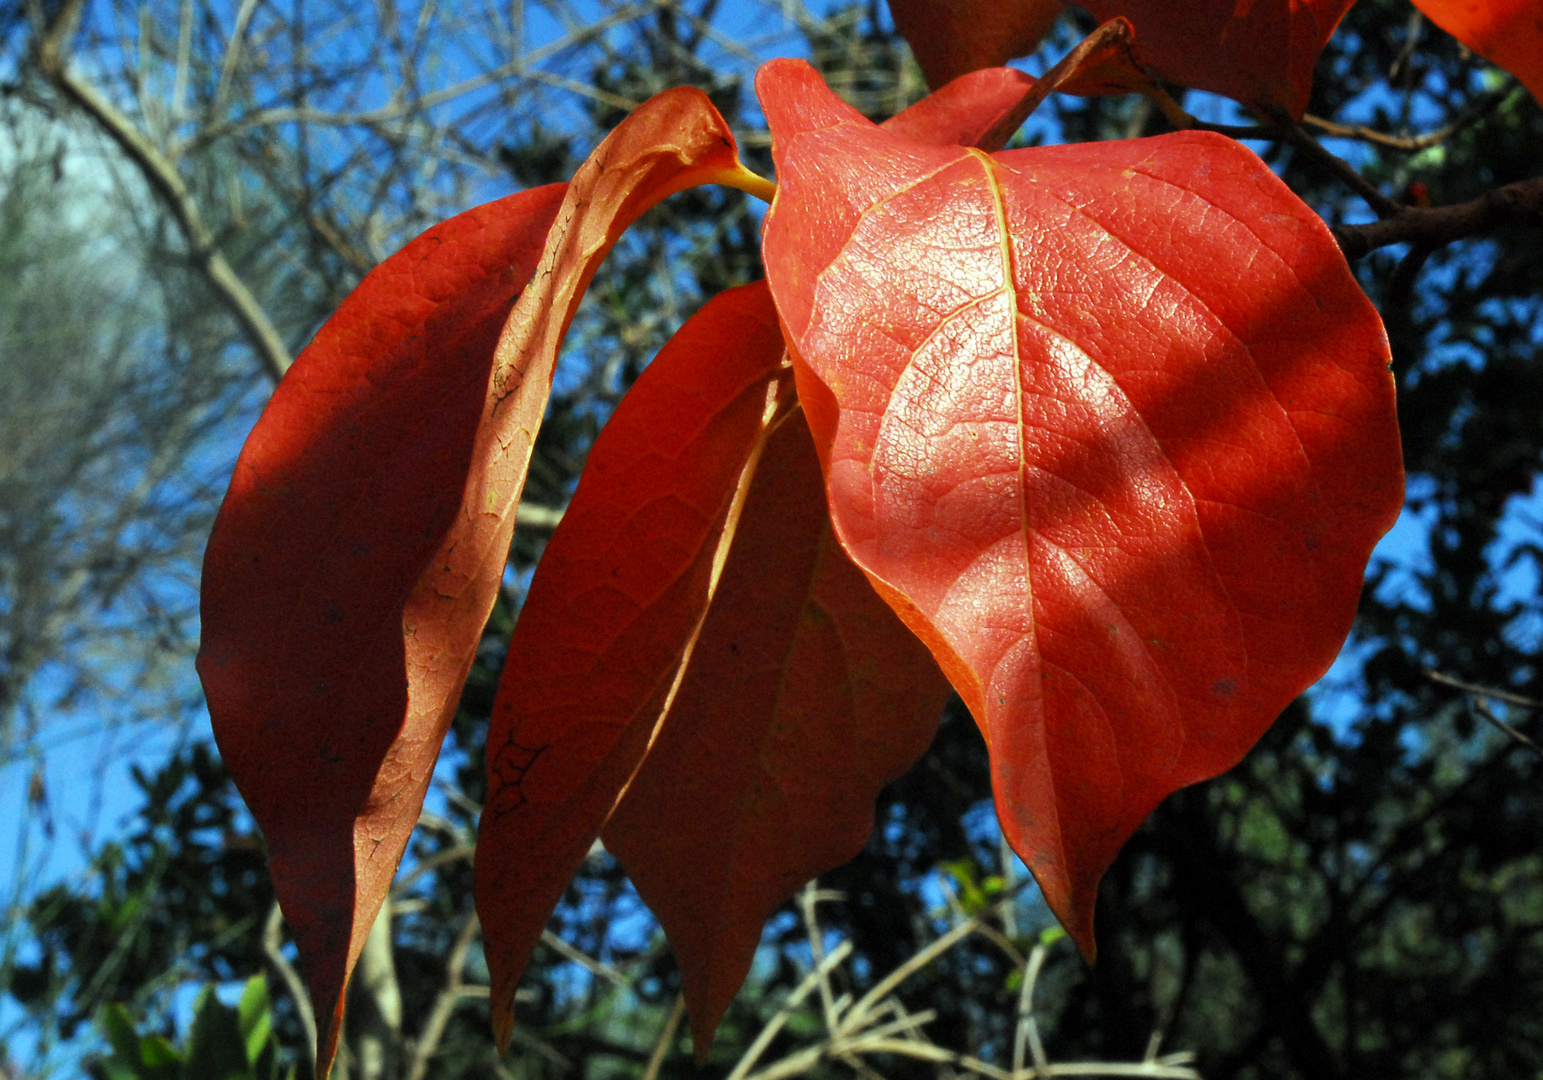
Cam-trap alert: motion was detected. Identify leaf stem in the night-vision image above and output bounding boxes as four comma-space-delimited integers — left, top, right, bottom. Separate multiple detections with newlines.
703, 163, 778, 204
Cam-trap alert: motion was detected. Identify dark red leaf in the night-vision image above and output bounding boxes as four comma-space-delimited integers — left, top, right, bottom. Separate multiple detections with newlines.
1079, 0, 1356, 118
203, 84, 756, 1074
888, 0, 1065, 89
603, 407, 951, 1055
198, 183, 564, 1069
475, 282, 793, 1050
758, 58, 1403, 954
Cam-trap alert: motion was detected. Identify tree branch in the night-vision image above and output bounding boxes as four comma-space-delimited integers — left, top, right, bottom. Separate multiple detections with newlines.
1333, 176, 1543, 260
37, 0, 294, 382
263, 901, 319, 1071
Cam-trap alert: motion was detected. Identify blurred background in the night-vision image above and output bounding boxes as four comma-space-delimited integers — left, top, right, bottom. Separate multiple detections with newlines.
0, 0, 1539, 1076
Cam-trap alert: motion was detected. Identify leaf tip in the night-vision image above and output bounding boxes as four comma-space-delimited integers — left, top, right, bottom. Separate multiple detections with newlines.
491, 1001, 516, 1057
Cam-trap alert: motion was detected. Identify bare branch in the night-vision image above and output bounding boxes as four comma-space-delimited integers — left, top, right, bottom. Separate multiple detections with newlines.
405, 910, 482, 1080
1333, 176, 1543, 260
263, 901, 319, 1071
38, 0, 294, 382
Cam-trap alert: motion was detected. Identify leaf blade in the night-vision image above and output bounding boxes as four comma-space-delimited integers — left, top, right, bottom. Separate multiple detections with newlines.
888, 0, 1064, 89
759, 59, 1403, 953
474, 281, 792, 1049
1078, 0, 1355, 117
603, 408, 951, 1055
1411, 0, 1543, 105
202, 84, 756, 1074
199, 182, 565, 1071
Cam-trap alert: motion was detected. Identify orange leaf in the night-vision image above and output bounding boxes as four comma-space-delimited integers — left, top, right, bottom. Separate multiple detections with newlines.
603, 408, 951, 1056
1079, 0, 1357, 117
202, 83, 755, 1075
198, 183, 563, 1071
474, 282, 793, 1051
1412, 0, 1543, 105
758, 59, 1403, 954
889, 0, 1065, 89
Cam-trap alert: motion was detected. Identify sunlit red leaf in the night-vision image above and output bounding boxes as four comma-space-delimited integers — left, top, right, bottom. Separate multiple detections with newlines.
475, 282, 793, 1050
603, 408, 951, 1056
1411, 0, 1543, 105
202, 84, 756, 1074
1079, 0, 1357, 117
889, 0, 1064, 89
758, 59, 1403, 953
198, 183, 563, 1069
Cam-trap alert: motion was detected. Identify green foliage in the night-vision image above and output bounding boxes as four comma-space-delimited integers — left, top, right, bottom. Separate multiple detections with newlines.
94, 976, 292, 1080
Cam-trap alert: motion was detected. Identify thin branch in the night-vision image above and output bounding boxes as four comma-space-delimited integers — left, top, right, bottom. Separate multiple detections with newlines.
263, 901, 318, 1071
1333, 176, 1543, 259
1302, 81, 1521, 151
640, 994, 686, 1080
1013, 941, 1051, 1075
405, 910, 482, 1080
1471, 699, 1543, 761
726, 941, 855, 1080
539, 929, 631, 989
1270, 112, 1402, 218
38, 0, 294, 382
1425, 669, 1543, 710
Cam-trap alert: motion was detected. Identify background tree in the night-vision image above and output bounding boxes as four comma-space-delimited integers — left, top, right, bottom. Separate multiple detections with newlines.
1, 1, 1540, 1079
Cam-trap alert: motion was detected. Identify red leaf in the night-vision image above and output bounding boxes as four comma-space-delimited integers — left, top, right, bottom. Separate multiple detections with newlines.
603, 407, 951, 1056
198, 183, 564, 1069
1411, 0, 1543, 105
1079, 0, 1356, 117
882, 66, 1040, 150
202, 84, 755, 1074
881, 22, 1179, 154
758, 59, 1403, 954
475, 282, 793, 1050
888, 0, 1064, 89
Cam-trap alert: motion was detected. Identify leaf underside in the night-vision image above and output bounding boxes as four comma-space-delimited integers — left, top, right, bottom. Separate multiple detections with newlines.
198, 182, 565, 1069
1078, 0, 1356, 118
887, 0, 1064, 89
474, 281, 793, 1050
758, 58, 1404, 953
603, 403, 951, 1055
204, 82, 751, 1074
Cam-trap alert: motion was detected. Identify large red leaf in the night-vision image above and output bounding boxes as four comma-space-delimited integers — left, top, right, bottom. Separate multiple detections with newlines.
1411, 0, 1543, 105
1079, 0, 1356, 117
603, 407, 951, 1055
888, 0, 1065, 89
475, 282, 793, 1050
199, 183, 562, 1069
202, 84, 756, 1073
757, 59, 1403, 953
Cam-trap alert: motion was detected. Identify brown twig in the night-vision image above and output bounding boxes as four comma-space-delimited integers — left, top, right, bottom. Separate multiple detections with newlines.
1302, 81, 1521, 151
1333, 175, 1543, 258
1426, 670, 1543, 709
1425, 670, 1543, 761
640, 995, 686, 1080
405, 911, 482, 1080
1471, 700, 1543, 761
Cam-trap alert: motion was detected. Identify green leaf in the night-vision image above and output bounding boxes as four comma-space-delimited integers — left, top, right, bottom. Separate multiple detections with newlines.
100, 1004, 143, 1064
185, 986, 252, 1080
236, 976, 273, 1066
